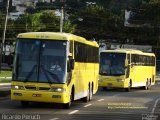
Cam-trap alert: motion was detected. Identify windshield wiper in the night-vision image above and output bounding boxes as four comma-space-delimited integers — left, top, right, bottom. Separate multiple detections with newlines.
24, 65, 37, 83
41, 65, 60, 83
99, 72, 109, 75
40, 66, 52, 84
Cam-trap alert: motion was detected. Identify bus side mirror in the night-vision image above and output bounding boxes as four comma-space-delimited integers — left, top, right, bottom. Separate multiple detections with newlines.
125, 60, 128, 67
67, 59, 75, 72
70, 59, 75, 70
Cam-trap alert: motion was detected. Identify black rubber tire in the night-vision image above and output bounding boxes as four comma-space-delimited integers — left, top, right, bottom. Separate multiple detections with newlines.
89, 85, 93, 101
82, 86, 90, 102
125, 81, 132, 92
102, 87, 106, 90
144, 80, 149, 90
63, 91, 73, 109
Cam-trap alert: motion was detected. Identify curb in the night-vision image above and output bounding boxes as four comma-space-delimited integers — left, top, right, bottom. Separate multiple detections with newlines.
0, 83, 11, 86
0, 77, 11, 79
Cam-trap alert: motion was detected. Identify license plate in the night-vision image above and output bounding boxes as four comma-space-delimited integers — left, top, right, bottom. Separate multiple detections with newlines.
32, 94, 41, 97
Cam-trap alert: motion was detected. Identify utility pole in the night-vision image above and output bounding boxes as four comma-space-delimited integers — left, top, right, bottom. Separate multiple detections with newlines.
60, 0, 65, 32
60, 6, 64, 32
0, 0, 10, 72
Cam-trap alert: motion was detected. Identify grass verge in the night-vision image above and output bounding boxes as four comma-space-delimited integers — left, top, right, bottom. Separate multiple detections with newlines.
0, 71, 12, 77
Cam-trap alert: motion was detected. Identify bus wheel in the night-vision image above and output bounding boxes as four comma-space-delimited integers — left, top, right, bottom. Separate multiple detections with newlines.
144, 80, 149, 90
82, 86, 90, 102
21, 101, 29, 107
125, 81, 132, 92
89, 85, 93, 101
148, 80, 151, 90
102, 87, 106, 90
63, 89, 74, 109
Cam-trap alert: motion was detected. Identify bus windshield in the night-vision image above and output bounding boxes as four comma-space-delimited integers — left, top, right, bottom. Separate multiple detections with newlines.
100, 53, 126, 76
13, 39, 67, 84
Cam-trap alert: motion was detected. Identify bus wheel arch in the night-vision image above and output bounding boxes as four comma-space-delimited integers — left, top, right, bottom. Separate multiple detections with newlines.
71, 85, 75, 101
82, 82, 90, 102
63, 85, 74, 109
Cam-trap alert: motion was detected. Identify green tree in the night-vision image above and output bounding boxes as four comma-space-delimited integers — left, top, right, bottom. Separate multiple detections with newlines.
13, 11, 76, 34
14, 13, 43, 33
125, 0, 160, 45
39, 11, 59, 31
0, 12, 5, 38
63, 20, 76, 33
70, 5, 124, 41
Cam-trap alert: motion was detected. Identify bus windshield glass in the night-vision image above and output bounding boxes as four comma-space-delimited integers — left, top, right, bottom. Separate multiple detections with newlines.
13, 39, 67, 84
100, 53, 126, 76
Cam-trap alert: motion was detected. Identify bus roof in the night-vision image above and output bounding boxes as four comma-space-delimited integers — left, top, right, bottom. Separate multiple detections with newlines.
101, 49, 155, 56
17, 32, 98, 47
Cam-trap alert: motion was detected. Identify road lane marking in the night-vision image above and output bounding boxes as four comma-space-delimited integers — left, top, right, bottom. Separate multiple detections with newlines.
49, 118, 59, 120
68, 110, 79, 115
151, 97, 160, 114
98, 99, 104, 102
84, 104, 92, 107
112, 93, 121, 97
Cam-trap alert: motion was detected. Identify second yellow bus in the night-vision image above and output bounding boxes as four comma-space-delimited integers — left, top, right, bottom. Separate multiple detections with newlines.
99, 49, 156, 91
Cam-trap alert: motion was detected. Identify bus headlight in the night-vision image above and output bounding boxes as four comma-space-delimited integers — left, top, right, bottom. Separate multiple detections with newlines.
117, 79, 125, 82
11, 85, 24, 90
50, 87, 66, 92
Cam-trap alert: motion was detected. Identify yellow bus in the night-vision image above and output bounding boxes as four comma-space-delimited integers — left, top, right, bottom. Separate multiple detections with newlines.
99, 49, 156, 92
11, 32, 99, 108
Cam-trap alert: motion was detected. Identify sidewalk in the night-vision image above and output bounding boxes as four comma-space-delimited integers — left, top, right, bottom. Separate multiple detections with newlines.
0, 83, 11, 86
0, 77, 11, 80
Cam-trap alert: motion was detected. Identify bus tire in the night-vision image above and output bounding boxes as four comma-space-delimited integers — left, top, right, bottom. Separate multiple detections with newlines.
125, 80, 132, 92
21, 101, 29, 107
148, 79, 151, 90
144, 80, 149, 90
82, 86, 90, 102
63, 87, 74, 109
89, 84, 93, 101
102, 87, 106, 90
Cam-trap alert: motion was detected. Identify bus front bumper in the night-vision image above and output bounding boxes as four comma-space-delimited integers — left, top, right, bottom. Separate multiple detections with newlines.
98, 80, 127, 88
11, 90, 69, 103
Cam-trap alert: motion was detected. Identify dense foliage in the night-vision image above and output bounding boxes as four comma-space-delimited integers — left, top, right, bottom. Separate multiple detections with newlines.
0, 0, 159, 46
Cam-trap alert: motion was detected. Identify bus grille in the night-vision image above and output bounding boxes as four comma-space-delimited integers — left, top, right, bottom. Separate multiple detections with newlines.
25, 86, 36, 90
25, 86, 50, 91
39, 87, 50, 90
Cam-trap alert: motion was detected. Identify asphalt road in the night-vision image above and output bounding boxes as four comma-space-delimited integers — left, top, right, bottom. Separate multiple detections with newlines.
0, 83, 160, 120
